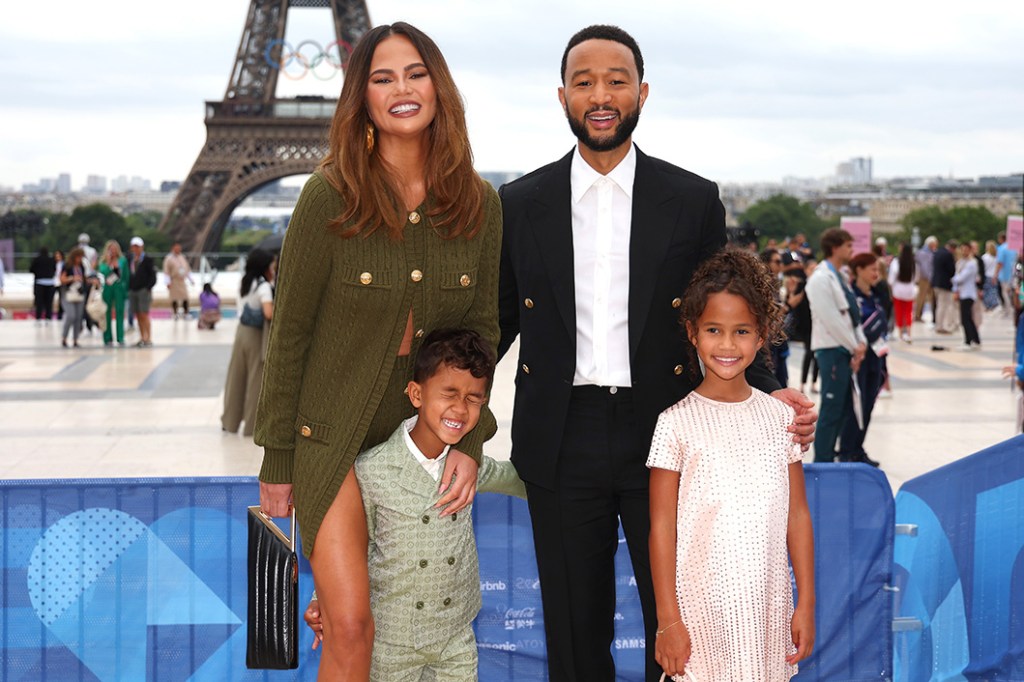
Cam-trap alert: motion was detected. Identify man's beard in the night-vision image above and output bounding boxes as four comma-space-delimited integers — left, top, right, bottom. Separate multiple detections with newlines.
567, 105, 641, 153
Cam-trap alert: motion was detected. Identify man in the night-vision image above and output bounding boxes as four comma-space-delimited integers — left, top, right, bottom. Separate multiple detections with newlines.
805, 229, 867, 463
497, 25, 815, 681
913, 236, 937, 322
995, 231, 1020, 316
77, 233, 98, 268
127, 236, 156, 347
932, 240, 958, 334
162, 242, 193, 319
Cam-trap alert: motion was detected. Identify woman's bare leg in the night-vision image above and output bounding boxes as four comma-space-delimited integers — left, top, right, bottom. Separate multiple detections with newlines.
309, 468, 374, 680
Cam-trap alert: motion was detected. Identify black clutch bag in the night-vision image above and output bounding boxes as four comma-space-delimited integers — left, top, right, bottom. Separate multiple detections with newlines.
246, 506, 299, 669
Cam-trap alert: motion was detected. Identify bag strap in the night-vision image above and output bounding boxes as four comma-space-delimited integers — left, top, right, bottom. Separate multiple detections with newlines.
248, 506, 296, 553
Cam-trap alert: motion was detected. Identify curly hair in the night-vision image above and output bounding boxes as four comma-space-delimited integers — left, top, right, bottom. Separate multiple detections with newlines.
679, 247, 787, 378
413, 328, 497, 385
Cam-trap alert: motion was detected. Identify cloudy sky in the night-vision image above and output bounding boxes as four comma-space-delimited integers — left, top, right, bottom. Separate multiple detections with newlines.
1, 0, 1022, 191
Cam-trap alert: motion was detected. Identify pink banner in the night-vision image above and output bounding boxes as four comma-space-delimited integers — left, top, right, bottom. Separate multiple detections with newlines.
841, 217, 873, 255
1008, 215, 1023, 252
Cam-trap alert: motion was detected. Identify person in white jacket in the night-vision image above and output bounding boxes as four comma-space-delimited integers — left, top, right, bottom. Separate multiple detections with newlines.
951, 243, 981, 350
805, 228, 867, 462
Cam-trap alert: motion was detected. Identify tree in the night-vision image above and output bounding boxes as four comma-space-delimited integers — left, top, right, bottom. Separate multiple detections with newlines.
895, 205, 1004, 247
739, 194, 828, 249
47, 203, 130, 253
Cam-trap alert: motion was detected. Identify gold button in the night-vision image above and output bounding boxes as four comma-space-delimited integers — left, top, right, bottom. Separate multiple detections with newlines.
415, 601, 424, 610
522, 364, 530, 374
443, 597, 452, 606
451, 513, 457, 521
411, 269, 423, 282
414, 328, 425, 338
671, 297, 682, 309
422, 515, 430, 524
673, 365, 684, 375
300, 425, 312, 437
459, 274, 471, 287
419, 559, 428, 568
409, 211, 421, 224
447, 556, 456, 565
524, 298, 534, 309
359, 272, 372, 285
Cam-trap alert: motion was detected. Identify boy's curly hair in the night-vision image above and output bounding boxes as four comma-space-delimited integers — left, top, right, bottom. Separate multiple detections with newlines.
679, 247, 787, 378
413, 328, 497, 385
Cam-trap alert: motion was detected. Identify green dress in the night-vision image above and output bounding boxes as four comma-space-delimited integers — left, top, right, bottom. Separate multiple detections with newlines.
255, 173, 502, 558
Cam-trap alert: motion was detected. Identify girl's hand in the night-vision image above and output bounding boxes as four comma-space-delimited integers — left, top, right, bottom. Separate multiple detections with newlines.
787, 604, 815, 664
655, 621, 691, 679
435, 449, 478, 517
259, 481, 293, 518
304, 598, 323, 650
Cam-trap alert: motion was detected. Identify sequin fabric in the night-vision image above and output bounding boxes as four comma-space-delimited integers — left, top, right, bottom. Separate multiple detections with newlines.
647, 388, 803, 682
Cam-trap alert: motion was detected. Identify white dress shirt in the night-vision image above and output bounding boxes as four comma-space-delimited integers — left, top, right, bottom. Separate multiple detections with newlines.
570, 144, 636, 387
402, 416, 449, 481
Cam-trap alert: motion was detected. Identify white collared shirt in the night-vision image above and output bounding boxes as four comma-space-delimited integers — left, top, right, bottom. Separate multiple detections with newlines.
402, 416, 449, 482
570, 143, 636, 387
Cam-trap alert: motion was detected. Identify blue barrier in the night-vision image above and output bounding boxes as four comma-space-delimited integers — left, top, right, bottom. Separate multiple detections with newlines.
1, 467, 894, 681
893, 434, 1024, 681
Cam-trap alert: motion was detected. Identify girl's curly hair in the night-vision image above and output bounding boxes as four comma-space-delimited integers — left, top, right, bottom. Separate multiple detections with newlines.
679, 247, 787, 378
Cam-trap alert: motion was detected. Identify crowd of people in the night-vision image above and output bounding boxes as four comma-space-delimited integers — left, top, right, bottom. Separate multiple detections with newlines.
24, 234, 217, 347
758, 227, 1024, 469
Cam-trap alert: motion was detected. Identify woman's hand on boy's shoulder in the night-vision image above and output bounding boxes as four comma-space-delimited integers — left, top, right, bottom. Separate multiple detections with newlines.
771, 388, 817, 451
435, 449, 478, 517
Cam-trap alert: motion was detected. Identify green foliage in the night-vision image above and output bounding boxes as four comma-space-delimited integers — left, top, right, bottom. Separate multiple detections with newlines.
894, 205, 1005, 246
221, 229, 274, 250
740, 194, 828, 249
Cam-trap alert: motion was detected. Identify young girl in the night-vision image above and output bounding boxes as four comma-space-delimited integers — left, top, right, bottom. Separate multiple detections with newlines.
648, 249, 815, 681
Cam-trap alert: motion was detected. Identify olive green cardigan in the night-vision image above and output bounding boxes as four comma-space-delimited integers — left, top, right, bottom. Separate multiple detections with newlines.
255, 173, 502, 557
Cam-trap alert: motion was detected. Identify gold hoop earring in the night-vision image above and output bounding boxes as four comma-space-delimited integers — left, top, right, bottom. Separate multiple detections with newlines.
366, 123, 375, 153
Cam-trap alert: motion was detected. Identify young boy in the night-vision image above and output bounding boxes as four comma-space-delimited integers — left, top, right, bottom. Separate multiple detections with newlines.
306, 328, 525, 680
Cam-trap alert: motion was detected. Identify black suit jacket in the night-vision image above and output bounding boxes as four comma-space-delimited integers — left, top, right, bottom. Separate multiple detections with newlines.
931, 248, 956, 289
498, 146, 780, 489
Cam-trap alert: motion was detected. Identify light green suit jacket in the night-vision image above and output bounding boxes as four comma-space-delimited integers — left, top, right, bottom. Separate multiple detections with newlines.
354, 423, 526, 649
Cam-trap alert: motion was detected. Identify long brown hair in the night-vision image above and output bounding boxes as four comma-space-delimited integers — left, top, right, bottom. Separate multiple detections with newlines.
320, 22, 485, 240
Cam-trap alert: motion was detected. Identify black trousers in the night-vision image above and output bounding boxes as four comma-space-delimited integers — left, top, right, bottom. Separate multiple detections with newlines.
524, 386, 660, 682
960, 298, 980, 345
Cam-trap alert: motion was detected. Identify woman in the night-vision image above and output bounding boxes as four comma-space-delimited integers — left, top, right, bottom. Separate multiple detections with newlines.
837, 252, 887, 467
221, 249, 275, 436
197, 283, 222, 329
888, 242, 916, 343
981, 240, 1001, 310
99, 240, 129, 346
952, 242, 981, 349
255, 23, 501, 678
53, 250, 66, 320
29, 247, 56, 323
59, 248, 94, 348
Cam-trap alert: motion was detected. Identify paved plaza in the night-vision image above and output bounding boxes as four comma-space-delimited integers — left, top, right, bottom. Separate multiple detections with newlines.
0, 294, 1020, 493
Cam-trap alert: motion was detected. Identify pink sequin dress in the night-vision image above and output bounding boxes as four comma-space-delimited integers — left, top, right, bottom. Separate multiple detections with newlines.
647, 388, 803, 682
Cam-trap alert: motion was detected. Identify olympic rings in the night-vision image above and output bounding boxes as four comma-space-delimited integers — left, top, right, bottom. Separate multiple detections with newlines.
263, 39, 353, 80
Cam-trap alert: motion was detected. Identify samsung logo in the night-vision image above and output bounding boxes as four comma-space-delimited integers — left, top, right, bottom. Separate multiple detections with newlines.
614, 638, 646, 650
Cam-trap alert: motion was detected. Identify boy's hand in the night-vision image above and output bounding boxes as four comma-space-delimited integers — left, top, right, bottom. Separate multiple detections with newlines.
304, 598, 323, 650
772, 387, 817, 451
435, 449, 478, 517
787, 604, 815, 664
655, 621, 691, 679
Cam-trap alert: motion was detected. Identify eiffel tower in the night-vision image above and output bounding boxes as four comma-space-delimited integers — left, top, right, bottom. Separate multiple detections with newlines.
159, 0, 371, 253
